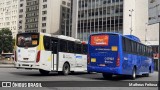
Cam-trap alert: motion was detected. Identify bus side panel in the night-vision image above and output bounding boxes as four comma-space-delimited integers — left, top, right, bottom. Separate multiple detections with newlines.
122, 53, 143, 75
136, 55, 142, 75
143, 57, 153, 74
122, 53, 153, 75
39, 50, 52, 71
122, 53, 133, 75
75, 54, 87, 71
132, 54, 140, 75
58, 52, 75, 71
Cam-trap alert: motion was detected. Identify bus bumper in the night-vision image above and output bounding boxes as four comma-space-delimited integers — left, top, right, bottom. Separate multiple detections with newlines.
14, 62, 40, 69
87, 66, 122, 75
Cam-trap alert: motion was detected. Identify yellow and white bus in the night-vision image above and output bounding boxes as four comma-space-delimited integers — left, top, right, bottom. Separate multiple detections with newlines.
14, 32, 87, 75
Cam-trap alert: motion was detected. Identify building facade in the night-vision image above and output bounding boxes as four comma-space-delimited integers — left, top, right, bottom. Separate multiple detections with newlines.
72, 0, 133, 41
18, 0, 72, 36
72, 0, 159, 44
0, 0, 19, 38
72, 0, 159, 70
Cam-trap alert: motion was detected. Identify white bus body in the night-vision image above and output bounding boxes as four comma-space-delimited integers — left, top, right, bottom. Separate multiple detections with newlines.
15, 33, 87, 75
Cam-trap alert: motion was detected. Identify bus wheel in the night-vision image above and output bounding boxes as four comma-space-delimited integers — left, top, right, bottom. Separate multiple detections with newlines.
39, 69, 50, 75
62, 63, 70, 75
144, 73, 149, 77
144, 67, 151, 77
131, 68, 136, 80
70, 71, 75, 74
102, 73, 112, 79
87, 71, 92, 74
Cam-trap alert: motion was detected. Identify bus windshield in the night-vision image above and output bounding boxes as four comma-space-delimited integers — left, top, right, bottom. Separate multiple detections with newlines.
17, 33, 39, 47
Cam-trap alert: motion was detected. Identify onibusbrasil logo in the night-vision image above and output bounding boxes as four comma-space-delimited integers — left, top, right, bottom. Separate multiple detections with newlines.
2, 82, 42, 87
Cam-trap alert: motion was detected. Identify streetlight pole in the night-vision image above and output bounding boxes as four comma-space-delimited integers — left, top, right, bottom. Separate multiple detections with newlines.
129, 9, 134, 35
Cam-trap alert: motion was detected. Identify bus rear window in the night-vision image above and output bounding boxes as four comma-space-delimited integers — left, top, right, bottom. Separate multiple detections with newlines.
90, 35, 109, 46
17, 33, 39, 47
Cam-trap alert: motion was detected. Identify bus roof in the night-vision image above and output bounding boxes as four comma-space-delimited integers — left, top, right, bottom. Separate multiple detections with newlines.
90, 32, 121, 36
17, 32, 81, 42
51, 35, 81, 42
124, 35, 141, 43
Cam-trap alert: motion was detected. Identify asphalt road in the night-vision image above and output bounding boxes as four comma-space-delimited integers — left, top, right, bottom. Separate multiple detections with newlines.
0, 68, 158, 90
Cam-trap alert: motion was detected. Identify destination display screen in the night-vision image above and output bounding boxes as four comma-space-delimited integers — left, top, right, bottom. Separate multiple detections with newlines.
90, 35, 109, 46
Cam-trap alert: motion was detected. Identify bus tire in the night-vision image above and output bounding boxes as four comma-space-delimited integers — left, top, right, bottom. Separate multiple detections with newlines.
39, 69, 50, 75
70, 71, 75, 74
102, 73, 112, 79
131, 67, 136, 80
87, 71, 92, 74
144, 73, 149, 77
62, 63, 70, 75
144, 67, 151, 77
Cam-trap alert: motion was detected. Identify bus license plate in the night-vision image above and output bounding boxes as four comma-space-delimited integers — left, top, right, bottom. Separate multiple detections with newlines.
23, 58, 29, 60
91, 58, 96, 62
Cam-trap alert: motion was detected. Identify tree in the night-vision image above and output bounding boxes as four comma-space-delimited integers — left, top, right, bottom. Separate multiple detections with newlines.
0, 28, 13, 54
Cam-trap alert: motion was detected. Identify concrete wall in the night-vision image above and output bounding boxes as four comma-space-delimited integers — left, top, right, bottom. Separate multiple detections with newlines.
49, 0, 61, 34
71, 0, 78, 38
134, 0, 159, 45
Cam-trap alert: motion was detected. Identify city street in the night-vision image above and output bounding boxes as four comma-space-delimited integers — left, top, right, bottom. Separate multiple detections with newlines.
0, 68, 158, 81
0, 68, 158, 90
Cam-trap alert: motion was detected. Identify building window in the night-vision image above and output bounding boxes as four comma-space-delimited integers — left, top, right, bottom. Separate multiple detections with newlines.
42, 11, 47, 15
67, 3, 70, 7
42, 29, 46, 33
42, 17, 47, 21
6, 22, 10, 25
62, 1, 66, 5
43, 5, 47, 8
19, 9, 23, 12
19, 20, 22, 24
43, 0, 47, 2
20, 4, 23, 7
42, 23, 46, 27
19, 15, 23, 18
19, 26, 22, 29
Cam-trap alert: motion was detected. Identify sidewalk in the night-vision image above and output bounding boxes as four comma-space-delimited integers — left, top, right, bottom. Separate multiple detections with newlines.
0, 59, 14, 68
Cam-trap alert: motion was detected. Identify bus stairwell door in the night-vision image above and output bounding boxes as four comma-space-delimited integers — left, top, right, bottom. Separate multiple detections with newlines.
51, 38, 58, 71
89, 34, 119, 67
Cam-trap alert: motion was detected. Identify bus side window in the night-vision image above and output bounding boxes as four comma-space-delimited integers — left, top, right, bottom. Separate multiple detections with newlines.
137, 43, 140, 55
139, 44, 142, 55
125, 38, 131, 53
43, 36, 50, 51
75, 43, 82, 54
51, 38, 58, 54
82, 44, 87, 54
68, 41, 75, 53
133, 42, 137, 54
59, 40, 68, 52
122, 37, 126, 52
147, 47, 150, 57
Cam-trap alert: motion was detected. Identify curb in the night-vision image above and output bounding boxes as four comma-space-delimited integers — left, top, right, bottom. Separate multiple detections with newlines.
0, 64, 15, 68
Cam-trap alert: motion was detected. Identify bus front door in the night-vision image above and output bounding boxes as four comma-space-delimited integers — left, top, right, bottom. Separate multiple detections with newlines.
51, 38, 58, 71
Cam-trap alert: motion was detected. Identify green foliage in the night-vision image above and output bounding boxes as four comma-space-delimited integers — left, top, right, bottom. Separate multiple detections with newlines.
0, 28, 13, 54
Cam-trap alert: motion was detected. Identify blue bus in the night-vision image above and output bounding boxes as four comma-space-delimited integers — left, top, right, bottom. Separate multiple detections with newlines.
87, 33, 154, 79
